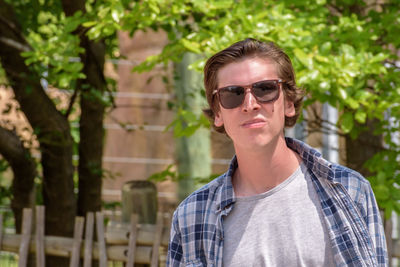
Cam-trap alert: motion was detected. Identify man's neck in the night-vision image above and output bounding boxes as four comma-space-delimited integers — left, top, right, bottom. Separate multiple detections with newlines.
233, 136, 301, 197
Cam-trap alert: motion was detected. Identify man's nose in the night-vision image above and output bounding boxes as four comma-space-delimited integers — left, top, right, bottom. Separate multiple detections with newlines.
242, 88, 260, 112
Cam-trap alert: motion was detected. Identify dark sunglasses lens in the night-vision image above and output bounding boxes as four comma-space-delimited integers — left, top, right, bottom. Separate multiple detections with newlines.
219, 86, 245, 109
253, 81, 279, 102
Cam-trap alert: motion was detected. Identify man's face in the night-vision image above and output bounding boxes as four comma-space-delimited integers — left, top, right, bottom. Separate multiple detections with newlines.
214, 57, 295, 151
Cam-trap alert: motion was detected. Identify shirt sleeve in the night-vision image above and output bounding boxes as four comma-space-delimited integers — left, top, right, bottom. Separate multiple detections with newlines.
167, 210, 184, 267
363, 182, 388, 266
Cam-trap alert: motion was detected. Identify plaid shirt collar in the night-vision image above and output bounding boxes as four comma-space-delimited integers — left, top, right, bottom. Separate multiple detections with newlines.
217, 137, 334, 211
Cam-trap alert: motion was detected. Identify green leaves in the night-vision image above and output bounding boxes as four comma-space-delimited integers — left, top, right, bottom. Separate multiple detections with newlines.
147, 163, 220, 185
165, 108, 210, 138
85, 0, 123, 40
340, 112, 354, 133
147, 164, 178, 182
367, 148, 400, 218
21, 10, 86, 91
294, 48, 313, 69
180, 39, 202, 54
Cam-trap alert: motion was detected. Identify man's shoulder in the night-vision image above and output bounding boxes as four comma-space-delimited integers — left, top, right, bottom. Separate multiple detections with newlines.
174, 173, 227, 217
329, 162, 371, 191
310, 158, 373, 214
288, 137, 371, 192
289, 137, 373, 203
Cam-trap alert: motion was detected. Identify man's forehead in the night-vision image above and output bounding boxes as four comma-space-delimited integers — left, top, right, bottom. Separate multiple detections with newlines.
217, 57, 278, 87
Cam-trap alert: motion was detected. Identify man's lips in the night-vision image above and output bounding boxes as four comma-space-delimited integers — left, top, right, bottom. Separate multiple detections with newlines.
241, 118, 266, 128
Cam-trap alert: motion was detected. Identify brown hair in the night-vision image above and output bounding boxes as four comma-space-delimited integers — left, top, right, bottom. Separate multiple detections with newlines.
203, 38, 304, 133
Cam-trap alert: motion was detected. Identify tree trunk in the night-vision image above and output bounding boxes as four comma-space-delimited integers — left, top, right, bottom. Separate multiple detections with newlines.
77, 39, 106, 216
0, 127, 36, 233
61, 0, 106, 217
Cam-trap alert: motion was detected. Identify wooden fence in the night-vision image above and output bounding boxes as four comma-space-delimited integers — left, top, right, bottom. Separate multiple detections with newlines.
0, 206, 170, 267
4, 207, 400, 266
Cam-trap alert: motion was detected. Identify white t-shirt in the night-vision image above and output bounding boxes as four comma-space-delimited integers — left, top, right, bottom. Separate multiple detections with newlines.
223, 163, 335, 267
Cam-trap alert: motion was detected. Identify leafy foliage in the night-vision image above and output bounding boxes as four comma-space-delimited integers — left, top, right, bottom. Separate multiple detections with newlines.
147, 163, 220, 187
21, 11, 86, 90
0, 159, 12, 206
165, 109, 210, 138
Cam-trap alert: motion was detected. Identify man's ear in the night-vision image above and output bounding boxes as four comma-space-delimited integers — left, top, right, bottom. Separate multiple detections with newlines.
214, 111, 224, 127
284, 99, 295, 117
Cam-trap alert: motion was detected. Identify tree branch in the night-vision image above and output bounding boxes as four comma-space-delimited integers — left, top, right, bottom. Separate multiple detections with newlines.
0, 16, 29, 47
0, 36, 30, 52
65, 85, 79, 118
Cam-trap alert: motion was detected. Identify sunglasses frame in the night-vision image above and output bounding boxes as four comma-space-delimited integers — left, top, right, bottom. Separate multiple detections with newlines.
212, 79, 284, 109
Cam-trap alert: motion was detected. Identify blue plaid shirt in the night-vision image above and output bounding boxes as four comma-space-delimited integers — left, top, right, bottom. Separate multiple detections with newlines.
167, 138, 388, 267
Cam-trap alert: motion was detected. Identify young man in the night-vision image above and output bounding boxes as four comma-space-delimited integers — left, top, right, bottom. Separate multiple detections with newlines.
167, 39, 388, 266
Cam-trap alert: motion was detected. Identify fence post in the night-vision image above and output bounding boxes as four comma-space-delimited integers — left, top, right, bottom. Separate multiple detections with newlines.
150, 212, 163, 267
70, 216, 85, 267
83, 212, 94, 267
18, 208, 32, 267
35, 206, 45, 267
0, 213, 3, 251
96, 212, 107, 267
126, 214, 138, 267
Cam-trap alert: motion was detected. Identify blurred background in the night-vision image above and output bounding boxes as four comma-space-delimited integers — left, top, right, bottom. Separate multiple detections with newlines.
0, 0, 399, 266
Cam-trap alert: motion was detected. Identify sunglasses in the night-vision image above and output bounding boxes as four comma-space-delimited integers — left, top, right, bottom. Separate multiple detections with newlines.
213, 79, 283, 109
